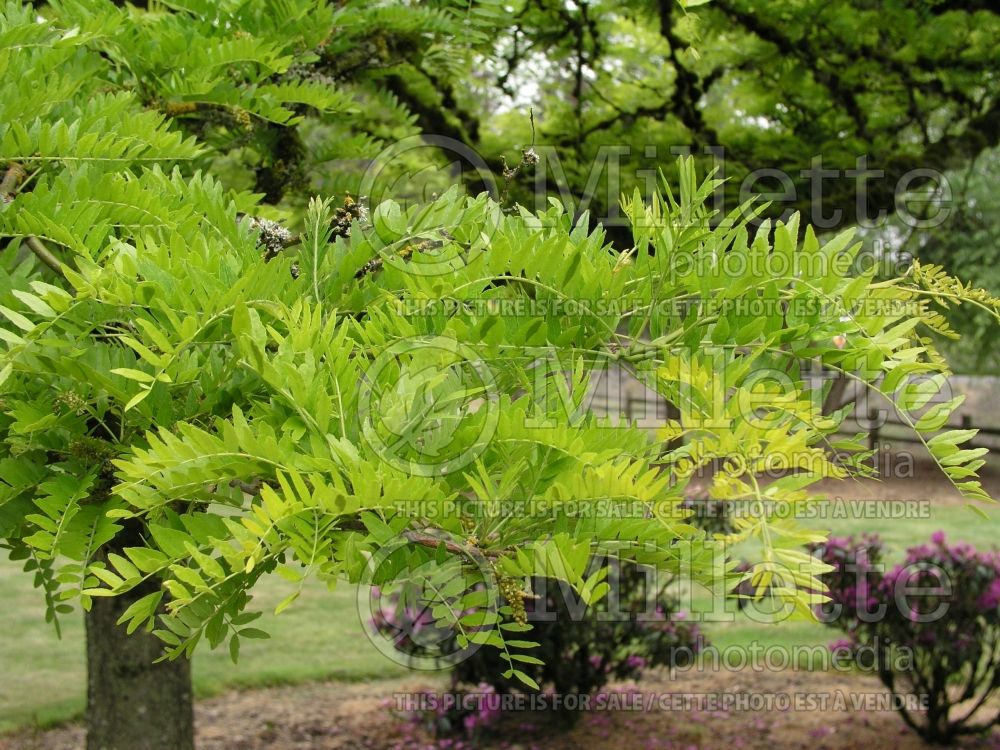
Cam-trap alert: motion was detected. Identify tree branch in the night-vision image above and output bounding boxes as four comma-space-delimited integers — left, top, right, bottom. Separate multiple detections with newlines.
2, 163, 65, 277
403, 530, 500, 560
712, 0, 871, 140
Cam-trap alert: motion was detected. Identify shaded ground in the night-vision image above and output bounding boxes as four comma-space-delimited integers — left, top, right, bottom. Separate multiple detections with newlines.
4, 667, 999, 750
809, 452, 1000, 503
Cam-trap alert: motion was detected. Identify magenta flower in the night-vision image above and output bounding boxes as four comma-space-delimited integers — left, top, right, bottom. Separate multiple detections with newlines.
828, 638, 854, 653
626, 654, 647, 670
978, 579, 1000, 610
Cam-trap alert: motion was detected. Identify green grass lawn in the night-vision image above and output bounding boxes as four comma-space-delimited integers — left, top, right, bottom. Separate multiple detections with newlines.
686, 497, 998, 665
0, 497, 995, 733
0, 566, 408, 732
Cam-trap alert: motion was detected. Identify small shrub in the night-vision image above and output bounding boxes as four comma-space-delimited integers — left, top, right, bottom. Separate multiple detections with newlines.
375, 560, 703, 739
459, 561, 702, 696
811, 533, 887, 632
814, 532, 1000, 744
369, 583, 453, 660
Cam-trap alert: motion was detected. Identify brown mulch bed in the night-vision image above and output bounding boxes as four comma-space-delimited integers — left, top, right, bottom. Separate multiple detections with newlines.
4, 667, 999, 750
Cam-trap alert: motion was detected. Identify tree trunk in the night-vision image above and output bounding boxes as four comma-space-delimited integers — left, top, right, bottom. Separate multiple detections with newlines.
85, 580, 195, 750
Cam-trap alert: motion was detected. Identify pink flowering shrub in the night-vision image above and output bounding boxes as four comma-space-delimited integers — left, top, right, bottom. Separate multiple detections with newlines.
811, 532, 886, 632
369, 584, 460, 659
813, 532, 1000, 744
452, 562, 703, 713
380, 561, 704, 740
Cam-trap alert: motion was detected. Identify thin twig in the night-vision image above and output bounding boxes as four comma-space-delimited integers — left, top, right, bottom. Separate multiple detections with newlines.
403, 530, 500, 560
25, 236, 64, 276
499, 108, 539, 206
0, 162, 26, 198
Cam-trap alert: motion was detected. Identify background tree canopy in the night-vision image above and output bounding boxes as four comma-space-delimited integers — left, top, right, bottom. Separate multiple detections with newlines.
369, 0, 1000, 231
859, 145, 1000, 373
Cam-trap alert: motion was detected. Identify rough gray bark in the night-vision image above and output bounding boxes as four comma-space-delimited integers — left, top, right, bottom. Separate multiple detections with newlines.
84, 579, 194, 750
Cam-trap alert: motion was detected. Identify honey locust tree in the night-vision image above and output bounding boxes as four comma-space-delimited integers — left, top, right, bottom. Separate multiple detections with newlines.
5, 156, 1000, 745
0, 0, 511, 747
2, 2, 1000, 750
